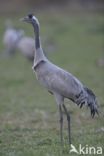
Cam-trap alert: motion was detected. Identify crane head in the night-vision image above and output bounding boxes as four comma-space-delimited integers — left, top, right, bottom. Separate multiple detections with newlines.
20, 13, 39, 26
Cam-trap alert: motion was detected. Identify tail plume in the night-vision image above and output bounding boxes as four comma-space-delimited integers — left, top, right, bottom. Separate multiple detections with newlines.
84, 87, 99, 117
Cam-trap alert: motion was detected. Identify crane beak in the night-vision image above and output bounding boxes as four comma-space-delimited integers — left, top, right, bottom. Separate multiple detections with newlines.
20, 17, 27, 22
20, 16, 30, 23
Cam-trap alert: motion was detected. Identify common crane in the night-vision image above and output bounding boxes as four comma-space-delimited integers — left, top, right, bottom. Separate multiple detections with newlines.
21, 14, 98, 145
3, 20, 24, 56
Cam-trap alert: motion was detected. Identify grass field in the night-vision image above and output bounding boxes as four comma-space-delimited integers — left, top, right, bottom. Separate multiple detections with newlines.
0, 11, 104, 156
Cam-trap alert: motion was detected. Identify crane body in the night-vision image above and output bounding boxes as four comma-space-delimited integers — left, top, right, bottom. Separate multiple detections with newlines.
34, 57, 83, 101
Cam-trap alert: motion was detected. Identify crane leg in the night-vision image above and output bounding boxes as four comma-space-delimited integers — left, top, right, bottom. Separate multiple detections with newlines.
62, 104, 71, 145
59, 105, 63, 146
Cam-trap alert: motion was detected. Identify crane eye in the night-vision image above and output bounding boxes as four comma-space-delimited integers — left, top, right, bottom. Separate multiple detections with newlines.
28, 14, 33, 19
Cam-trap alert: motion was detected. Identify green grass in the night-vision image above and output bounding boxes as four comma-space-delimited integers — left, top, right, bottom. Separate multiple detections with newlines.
0, 11, 104, 156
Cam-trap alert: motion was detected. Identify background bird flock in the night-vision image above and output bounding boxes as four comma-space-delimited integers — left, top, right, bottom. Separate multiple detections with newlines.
0, 2, 104, 156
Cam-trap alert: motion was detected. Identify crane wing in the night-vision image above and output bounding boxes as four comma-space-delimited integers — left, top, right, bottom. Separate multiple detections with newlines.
45, 65, 84, 100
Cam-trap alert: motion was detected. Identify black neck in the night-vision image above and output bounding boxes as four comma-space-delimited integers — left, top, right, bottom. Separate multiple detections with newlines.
33, 23, 40, 49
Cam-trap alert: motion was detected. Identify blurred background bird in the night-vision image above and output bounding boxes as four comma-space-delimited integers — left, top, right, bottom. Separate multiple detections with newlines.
17, 36, 35, 62
3, 19, 24, 56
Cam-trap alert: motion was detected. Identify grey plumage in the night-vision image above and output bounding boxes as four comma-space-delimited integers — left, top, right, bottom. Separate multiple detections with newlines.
21, 14, 98, 145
